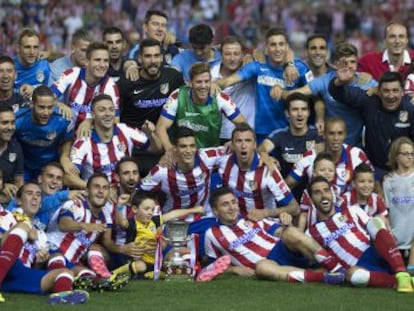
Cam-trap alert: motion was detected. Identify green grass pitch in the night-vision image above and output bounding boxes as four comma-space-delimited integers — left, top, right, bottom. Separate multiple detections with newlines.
2, 274, 413, 311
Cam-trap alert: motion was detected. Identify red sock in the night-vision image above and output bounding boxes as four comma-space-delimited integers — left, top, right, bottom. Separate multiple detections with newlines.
373, 229, 406, 272
77, 268, 96, 278
47, 256, 66, 270
314, 249, 342, 271
368, 271, 396, 288
287, 270, 324, 283
0, 228, 27, 285
304, 270, 325, 283
52, 272, 73, 292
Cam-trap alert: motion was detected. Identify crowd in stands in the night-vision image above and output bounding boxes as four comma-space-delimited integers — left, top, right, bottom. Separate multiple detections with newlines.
1, 0, 414, 56
2, 0, 414, 306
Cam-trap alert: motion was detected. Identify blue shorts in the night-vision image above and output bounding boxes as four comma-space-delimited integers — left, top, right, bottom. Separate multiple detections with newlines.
2, 260, 48, 294
267, 241, 309, 269
188, 217, 218, 258
210, 171, 223, 192
356, 246, 393, 274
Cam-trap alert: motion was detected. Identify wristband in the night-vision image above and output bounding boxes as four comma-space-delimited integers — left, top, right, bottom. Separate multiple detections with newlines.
117, 205, 125, 212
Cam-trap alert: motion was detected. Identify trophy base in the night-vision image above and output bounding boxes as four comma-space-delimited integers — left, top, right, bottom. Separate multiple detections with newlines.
164, 265, 194, 282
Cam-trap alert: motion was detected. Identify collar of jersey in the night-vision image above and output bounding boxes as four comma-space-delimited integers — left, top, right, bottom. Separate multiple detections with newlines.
232, 151, 260, 170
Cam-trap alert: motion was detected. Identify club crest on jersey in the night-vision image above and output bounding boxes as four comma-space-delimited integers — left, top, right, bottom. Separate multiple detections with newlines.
8, 152, 16, 162
306, 140, 315, 151
243, 220, 254, 229
339, 168, 350, 181
36, 70, 45, 83
399, 111, 408, 123
47, 131, 57, 140
117, 142, 126, 153
160, 83, 169, 95
338, 214, 348, 223
248, 180, 257, 191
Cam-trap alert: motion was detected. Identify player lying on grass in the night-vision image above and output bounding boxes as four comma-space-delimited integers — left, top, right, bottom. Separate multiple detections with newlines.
202, 187, 346, 284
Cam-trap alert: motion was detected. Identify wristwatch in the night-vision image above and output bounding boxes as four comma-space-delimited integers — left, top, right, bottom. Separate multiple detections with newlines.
283, 61, 294, 69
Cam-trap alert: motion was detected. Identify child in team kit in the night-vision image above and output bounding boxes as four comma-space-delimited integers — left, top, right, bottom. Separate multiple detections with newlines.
341, 163, 388, 220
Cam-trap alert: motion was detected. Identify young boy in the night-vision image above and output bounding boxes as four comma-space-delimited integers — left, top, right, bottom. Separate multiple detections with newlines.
341, 163, 388, 220
112, 191, 205, 277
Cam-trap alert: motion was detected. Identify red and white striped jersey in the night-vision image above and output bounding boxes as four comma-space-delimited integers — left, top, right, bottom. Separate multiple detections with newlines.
204, 218, 279, 269
0, 208, 48, 268
290, 144, 372, 195
46, 199, 113, 264
19, 227, 48, 268
0, 207, 16, 234
50, 67, 120, 128
308, 205, 371, 268
341, 189, 388, 218
70, 123, 149, 184
300, 185, 342, 229
218, 153, 293, 217
140, 147, 225, 221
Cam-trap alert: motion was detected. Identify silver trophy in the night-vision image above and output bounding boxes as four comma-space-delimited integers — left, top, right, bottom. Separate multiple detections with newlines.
164, 220, 193, 281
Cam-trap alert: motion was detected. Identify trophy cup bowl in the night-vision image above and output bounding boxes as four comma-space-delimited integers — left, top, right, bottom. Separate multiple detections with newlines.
164, 220, 193, 281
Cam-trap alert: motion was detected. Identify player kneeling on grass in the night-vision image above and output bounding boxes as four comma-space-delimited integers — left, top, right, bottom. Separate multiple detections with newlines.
112, 191, 205, 278
307, 176, 413, 292
0, 183, 88, 304
202, 187, 346, 284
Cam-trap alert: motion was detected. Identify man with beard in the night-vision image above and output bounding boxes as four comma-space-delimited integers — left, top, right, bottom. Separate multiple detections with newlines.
0, 105, 24, 204
307, 176, 413, 292
156, 62, 246, 152
117, 39, 184, 175
111, 157, 140, 246
103, 27, 129, 83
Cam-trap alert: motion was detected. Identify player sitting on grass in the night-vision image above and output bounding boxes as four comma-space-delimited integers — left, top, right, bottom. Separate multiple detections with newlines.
297, 152, 341, 231
307, 176, 413, 292
0, 183, 89, 304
